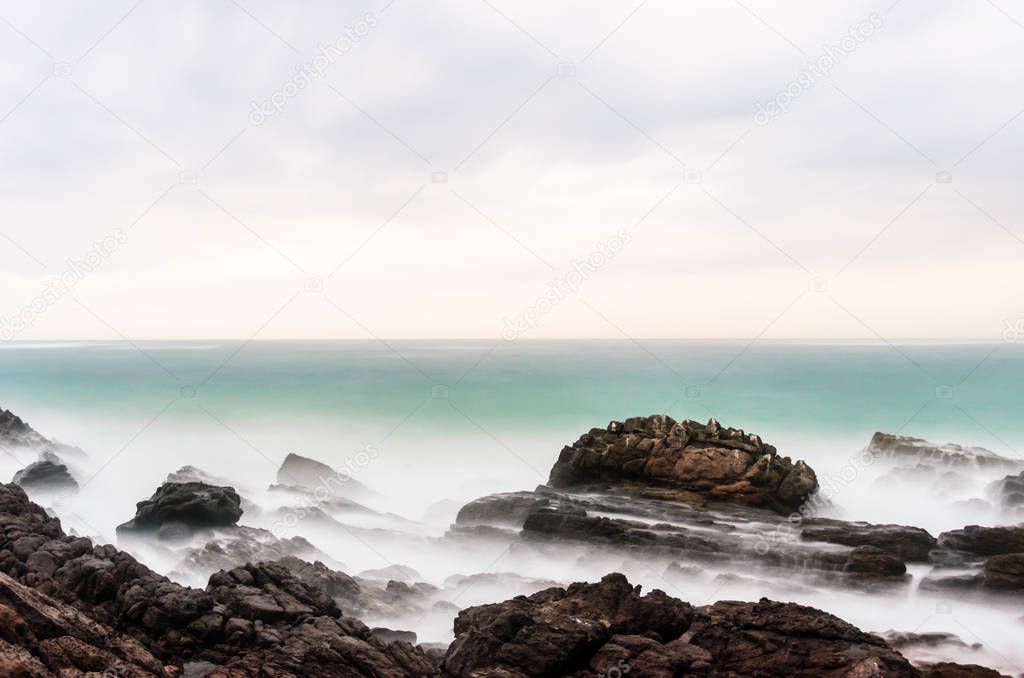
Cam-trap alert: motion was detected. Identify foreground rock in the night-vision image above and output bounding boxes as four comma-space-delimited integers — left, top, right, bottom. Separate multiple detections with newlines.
116, 481, 244, 538
443, 572, 919, 677
548, 415, 818, 512
0, 482, 437, 676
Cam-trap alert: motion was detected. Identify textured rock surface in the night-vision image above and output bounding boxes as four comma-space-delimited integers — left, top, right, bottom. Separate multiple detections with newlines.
0, 482, 437, 677
982, 553, 1024, 590
116, 481, 244, 535
442, 572, 921, 677
548, 415, 818, 512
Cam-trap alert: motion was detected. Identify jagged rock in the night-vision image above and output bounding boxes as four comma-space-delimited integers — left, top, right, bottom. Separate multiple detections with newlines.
843, 545, 907, 577
937, 525, 1024, 556
801, 519, 937, 562
12, 458, 78, 493
441, 572, 919, 677
370, 627, 416, 644
116, 482, 243, 537
867, 432, 1023, 470
983, 553, 1024, 590
987, 470, 1024, 513
548, 415, 818, 512
0, 482, 437, 676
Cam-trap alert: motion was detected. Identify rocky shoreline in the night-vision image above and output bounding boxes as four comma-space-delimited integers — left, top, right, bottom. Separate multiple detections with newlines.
3, 409, 1022, 676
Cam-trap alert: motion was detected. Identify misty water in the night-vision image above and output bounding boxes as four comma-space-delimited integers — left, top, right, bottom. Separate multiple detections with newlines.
2, 340, 1022, 672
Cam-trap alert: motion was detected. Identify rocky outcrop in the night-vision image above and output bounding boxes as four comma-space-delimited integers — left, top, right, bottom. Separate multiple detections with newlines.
987, 470, 1024, 515
548, 416, 817, 512
843, 545, 907, 578
116, 481, 243, 537
801, 519, 937, 562
937, 525, 1024, 556
172, 526, 332, 580
455, 490, 555, 527
0, 482, 437, 676
867, 432, 1023, 470
442, 572, 920, 677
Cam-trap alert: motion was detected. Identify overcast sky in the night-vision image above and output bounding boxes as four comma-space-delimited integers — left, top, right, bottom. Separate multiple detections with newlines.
1, 0, 1022, 340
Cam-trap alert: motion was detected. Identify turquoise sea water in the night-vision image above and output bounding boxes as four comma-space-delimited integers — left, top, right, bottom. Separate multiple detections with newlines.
1, 339, 1020, 447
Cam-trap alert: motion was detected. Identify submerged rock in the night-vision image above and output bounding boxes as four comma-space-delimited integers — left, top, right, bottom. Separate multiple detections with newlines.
116, 481, 243, 536
548, 415, 818, 512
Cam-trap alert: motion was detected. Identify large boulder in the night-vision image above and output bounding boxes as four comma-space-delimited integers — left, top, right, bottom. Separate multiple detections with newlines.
116, 481, 243, 536
274, 452, 377, 503
548, 416, 818, 512
442, 572, 920, 677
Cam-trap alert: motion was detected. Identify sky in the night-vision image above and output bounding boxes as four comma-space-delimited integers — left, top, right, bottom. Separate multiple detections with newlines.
1, 0, 1023, 340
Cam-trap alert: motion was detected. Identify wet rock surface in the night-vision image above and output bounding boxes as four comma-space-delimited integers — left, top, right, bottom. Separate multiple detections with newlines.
548, 415, 818, 512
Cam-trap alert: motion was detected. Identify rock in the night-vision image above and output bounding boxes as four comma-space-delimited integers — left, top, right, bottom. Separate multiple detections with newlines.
442, 572, 695, 676
548, 415, 818, 512
801, 519, 937, 561
843, 545, 907, 577
11, 458, 78, 493
937, 525, 1024, 556
116, 482, 243, 536
370, 627, 416, 644
441, 572, 920, 677
919, 662, 1012, 677
454, 491, 553, 527
982, 553, 1024, 590
867, 432, 1023, 470
0, 482, 438, 676
275, 452, 376, 503
987, 471, 1024, 513
0, 408, 87, 462
173, 526, 332, 579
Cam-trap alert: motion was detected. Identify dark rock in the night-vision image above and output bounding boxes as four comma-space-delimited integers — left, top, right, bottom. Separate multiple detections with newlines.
0, 482, 438, 676
919, 662, 1012, 677
843, 545, 907, 577
12, 458, 78, 493
116, 482, 243, 536
0, 407, 87, 463
801, 519, 937, 561
982, 553, 1024, 590
548, 415, 818, 512
937, 525, 1024, 556
454, 491, 553, 527
441, 572, 921, 677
